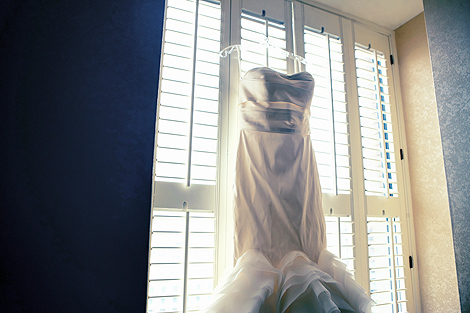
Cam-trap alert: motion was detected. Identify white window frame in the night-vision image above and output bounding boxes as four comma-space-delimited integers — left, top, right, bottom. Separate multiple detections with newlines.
149, 0, 421, 312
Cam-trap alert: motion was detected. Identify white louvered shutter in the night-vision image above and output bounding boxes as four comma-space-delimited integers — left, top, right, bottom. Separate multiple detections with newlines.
304, 29, 350, 196
302, 5, 354, 272
367, 217, 407, 313
355, 46, 397, 198
354, 23, 414, 313
155, 0, 221, 187
148, 211, 216, 312
149, 0, 222, 312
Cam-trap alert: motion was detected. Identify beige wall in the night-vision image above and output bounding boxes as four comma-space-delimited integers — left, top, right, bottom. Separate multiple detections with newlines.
395, 13, 460, 312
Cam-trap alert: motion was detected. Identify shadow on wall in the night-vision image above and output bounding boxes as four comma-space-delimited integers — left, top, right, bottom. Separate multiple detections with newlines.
423, 0, 470, 311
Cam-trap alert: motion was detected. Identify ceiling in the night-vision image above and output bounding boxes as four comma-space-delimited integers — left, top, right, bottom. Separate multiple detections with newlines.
309, 0, 424, 30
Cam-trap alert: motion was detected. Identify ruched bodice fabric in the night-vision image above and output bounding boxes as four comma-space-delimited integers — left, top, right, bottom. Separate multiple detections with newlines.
239, 67, 315, 107
238, 67, 313, 135
201, 67, 372, 313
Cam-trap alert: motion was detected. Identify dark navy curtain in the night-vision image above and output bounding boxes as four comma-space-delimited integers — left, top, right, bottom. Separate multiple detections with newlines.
0, 0, 165, 311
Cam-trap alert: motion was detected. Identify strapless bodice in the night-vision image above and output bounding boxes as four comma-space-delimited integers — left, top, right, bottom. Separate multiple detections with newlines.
239, 67, 314, 134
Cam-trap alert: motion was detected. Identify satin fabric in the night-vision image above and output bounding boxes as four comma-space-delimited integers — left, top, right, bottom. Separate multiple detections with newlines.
234, 67, 325, 266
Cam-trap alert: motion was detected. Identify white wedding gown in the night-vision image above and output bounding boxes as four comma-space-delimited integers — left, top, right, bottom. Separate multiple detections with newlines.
202, 67, 373, 313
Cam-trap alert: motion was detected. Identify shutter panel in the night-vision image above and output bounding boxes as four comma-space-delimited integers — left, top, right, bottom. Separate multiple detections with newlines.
191, 0, 222, 185
353, 24, 403, 217
154, 0, 221, 209
302, 5, 353, 271
149, 0, 221, 312
304, 28, 350, 196
156, 0, 196, 185
240, 12, 287, 74
155, 0, 221, 188
148, 211, 186, 313
368, 217, 407, 313
148, 211, 216, 313
303, 6, 351, 218
355, 45, 398, 198
354, 23, 415, 313
186, 212, 216, 312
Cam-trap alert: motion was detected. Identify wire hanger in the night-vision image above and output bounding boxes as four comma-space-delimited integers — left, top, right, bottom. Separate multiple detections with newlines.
219, 9, 308, 72
219, 38, 308, 66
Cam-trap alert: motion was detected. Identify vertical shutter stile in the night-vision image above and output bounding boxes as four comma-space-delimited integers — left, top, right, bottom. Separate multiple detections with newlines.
327, 33, 339, 196
186, 0, 201, 187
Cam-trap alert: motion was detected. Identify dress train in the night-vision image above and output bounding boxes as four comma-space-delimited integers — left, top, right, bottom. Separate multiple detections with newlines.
202, 249, 372, 313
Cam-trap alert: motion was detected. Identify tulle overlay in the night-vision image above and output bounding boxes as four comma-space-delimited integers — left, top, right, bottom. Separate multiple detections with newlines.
201, 68, 372, 312
203, 249, 372, 313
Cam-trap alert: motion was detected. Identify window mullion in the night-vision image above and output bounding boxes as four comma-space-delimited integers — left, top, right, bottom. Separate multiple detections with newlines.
337, 216, 342, 258
390, 218, 399, 312
182, 211, 191, 313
